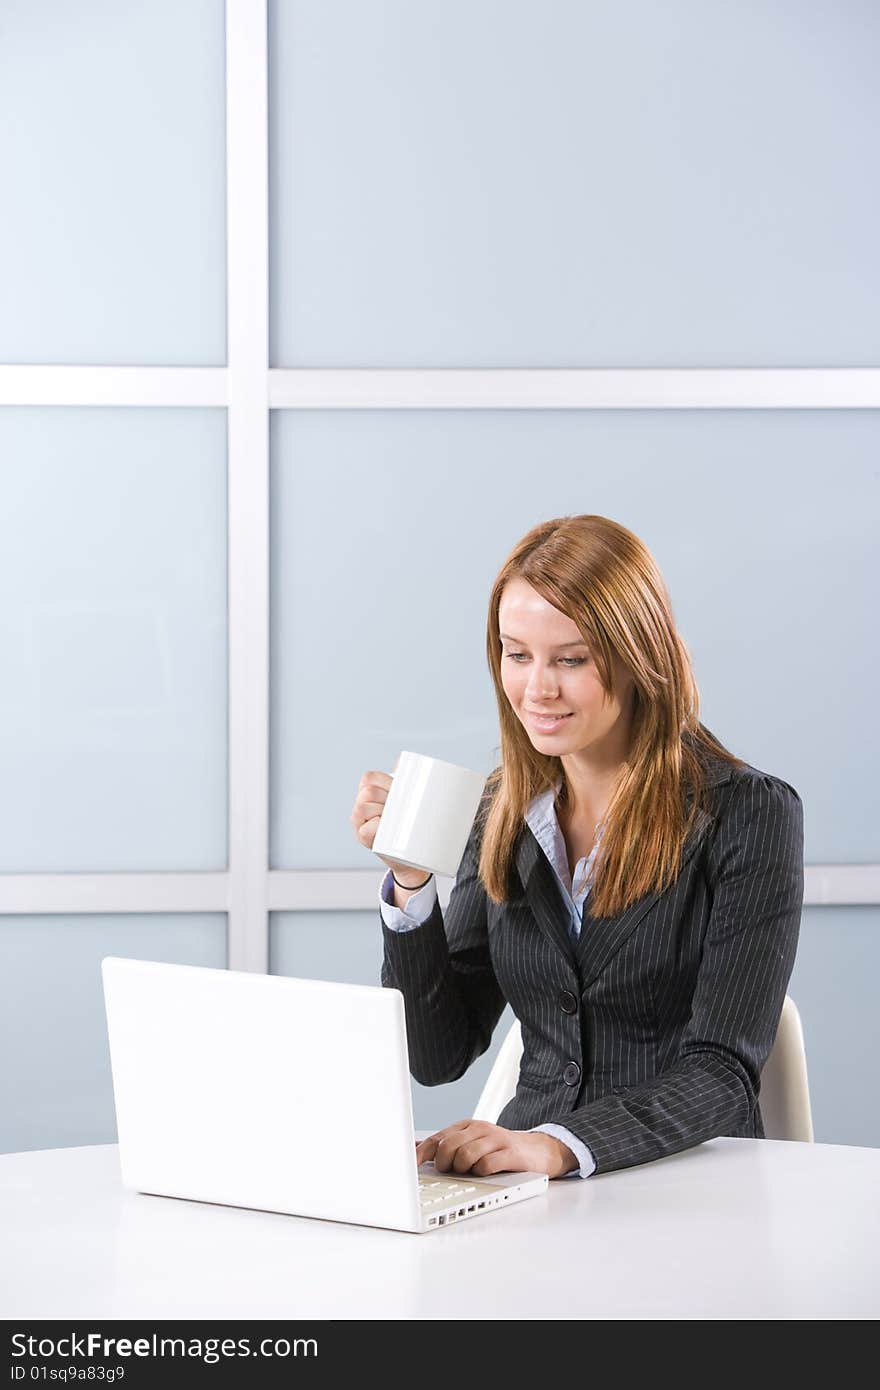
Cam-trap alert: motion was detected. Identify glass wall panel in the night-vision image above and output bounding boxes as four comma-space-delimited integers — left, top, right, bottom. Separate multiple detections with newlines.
0, 407, 228, 871
270, 407, 878, 868
0, 913, 226, 1154
270, 0, 880, 366
786, 906, 879, 1149
0, 0, 226, 365
270, 909, 384, 988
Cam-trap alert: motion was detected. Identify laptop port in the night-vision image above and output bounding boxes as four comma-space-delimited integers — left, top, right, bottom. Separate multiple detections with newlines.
438, 1215, 446, 1225
467, 1205, 475, 1212
478, 1201, 485, 1209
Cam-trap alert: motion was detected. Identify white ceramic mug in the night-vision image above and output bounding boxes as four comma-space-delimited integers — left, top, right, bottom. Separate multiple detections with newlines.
372, 751, 487, 878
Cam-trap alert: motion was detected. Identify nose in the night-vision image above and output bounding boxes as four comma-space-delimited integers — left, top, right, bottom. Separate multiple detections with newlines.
525, 661, 559, 702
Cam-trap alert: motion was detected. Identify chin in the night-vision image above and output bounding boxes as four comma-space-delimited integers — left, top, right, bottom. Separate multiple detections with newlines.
527, 730, 577, 751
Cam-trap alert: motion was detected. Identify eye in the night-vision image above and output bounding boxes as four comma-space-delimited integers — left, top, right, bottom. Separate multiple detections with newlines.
559, 656, 588, 667
504, 652, 529, 662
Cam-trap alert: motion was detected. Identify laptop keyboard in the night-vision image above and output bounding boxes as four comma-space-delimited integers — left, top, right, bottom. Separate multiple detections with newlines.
418, 1177, 479, 1208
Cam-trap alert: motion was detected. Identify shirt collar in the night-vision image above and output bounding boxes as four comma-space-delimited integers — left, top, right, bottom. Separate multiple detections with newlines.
525, 780, 606, 835
524, 781, 562, 833
525, 781, 606, 903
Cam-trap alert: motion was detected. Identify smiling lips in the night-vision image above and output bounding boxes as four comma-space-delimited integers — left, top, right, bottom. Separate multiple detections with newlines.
526, 711, 573, 732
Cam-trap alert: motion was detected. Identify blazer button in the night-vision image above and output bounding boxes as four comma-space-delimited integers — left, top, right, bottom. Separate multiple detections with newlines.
559, 990, 578, 1014
563, 1061, 581, 1086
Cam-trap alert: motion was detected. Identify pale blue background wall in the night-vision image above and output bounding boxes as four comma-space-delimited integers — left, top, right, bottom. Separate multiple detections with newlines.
1, 0, 877, 1153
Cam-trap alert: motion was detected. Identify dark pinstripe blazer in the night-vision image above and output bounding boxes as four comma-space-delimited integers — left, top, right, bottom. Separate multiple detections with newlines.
380, 751, 805, 1175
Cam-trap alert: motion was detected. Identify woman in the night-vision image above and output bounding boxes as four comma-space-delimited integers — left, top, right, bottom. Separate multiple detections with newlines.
350, 514, 804, 1179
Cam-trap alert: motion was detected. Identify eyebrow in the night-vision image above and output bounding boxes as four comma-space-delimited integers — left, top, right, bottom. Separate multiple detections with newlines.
499, 633, 590, 648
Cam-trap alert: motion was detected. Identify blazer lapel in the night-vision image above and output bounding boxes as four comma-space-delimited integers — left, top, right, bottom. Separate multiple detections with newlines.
514, 830, 579, 966
575, 761, 734, 987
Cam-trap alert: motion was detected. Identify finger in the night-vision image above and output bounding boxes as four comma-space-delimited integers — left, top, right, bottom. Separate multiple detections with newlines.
359, 771, 392, 792
453, 1139, 518, 1177
447, 1137, 506, 1175
415, 1133, 442, 1164
468, 1148, 512, 1177
415, 1121, 472, 1165
431, 1128, 487, 1173
430, 1123, 506, 1172
350, 800, 385, 830
353, 782, 387, 811
355, 815, 381, 844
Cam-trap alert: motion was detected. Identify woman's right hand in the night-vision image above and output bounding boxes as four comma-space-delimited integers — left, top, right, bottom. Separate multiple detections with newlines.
350, 771, 430, 889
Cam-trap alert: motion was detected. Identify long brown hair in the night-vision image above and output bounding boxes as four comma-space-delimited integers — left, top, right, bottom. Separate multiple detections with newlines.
478, 515, 747, 916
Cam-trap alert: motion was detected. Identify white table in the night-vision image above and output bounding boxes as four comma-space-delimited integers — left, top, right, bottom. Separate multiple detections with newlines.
1, 1136, 878, 1320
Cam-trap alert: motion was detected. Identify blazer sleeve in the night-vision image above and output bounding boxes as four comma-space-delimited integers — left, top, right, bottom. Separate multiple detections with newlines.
379, 811, 507, 1086
542, 772, 805, 1174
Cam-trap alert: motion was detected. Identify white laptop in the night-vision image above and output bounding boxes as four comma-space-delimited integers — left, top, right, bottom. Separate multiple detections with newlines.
101, 957, 548, 1234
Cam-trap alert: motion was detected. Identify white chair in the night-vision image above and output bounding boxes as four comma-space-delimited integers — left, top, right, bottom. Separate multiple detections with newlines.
759, 995, 814, 1141
473, 993, 814, 1142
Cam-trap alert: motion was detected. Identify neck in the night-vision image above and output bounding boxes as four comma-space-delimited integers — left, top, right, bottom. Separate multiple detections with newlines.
558, 739, 631, 828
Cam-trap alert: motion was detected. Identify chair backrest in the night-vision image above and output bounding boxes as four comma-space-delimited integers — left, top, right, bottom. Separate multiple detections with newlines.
471, 1013, 524, 1124
759, 994, 814, 1142
471, 1015, 523, 1124
472, 993, 814, 1142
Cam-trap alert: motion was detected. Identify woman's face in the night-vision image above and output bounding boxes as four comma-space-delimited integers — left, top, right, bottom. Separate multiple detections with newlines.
498, 577, 635, 762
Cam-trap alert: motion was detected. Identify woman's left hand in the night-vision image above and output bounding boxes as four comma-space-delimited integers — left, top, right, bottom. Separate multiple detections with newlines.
415, 1120, 578, 1179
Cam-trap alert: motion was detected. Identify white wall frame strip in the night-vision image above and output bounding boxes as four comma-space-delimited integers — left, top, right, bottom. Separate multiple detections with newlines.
5, 367, 879, 411
0, 875, 227, 915
266, 872, 456, 914
226, 0, 270, 973
268, 368, 880, 410
801, 865, 880, 906
0, 864, 873, 917
264, 866, 880, 913
7, 367, 876, 410
0, 367, 226, 407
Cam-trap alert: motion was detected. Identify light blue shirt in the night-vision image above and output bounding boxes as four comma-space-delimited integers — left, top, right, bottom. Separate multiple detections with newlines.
379, 783, 604, 1178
